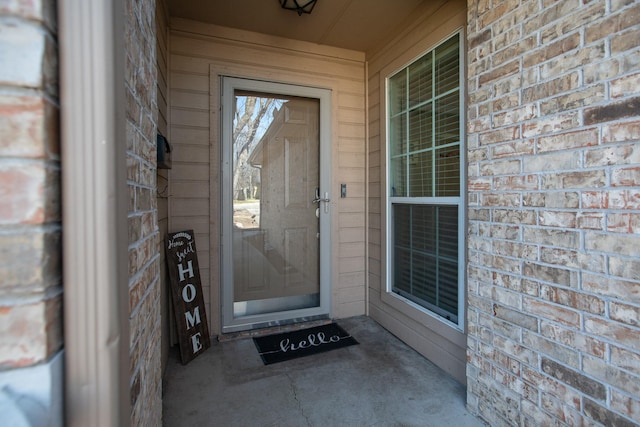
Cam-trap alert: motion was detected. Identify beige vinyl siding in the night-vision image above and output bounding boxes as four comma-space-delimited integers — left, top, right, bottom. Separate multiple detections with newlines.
168, 19, 367, 335
366, 0, 468, 384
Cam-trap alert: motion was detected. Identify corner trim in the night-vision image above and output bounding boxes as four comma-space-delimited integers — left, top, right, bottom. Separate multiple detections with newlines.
59, 0, 129, 425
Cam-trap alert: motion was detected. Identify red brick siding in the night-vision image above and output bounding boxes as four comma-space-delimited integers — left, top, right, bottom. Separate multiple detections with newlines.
0, 0, 62, 369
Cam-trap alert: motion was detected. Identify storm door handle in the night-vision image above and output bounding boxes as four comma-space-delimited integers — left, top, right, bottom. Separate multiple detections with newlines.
312, 191, 331, 213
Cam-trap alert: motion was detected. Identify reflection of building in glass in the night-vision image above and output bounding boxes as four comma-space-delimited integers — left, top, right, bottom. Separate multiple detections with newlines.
233, 96, 320, 305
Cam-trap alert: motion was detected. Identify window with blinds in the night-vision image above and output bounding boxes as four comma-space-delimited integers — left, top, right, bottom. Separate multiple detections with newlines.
387, 32, 463, 324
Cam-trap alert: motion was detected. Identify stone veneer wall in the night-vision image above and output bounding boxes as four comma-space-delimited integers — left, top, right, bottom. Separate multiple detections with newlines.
0, 0, 63, 424
126, 0, 162, 424
466, 0, 640, 425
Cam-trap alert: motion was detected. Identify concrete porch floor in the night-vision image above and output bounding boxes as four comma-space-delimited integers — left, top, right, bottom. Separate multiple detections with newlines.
162, 316, 484, 426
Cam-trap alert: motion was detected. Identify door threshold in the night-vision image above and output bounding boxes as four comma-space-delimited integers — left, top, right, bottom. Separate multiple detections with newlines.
218, 317, 332, 342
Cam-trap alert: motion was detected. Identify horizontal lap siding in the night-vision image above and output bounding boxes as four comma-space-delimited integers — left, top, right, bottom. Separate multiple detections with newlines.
365, 0, 468, 384
168, 19, 366, 333
167, 25, 213, 329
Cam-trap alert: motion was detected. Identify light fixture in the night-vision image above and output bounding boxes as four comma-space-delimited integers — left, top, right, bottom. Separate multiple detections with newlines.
280, 0, 317, 16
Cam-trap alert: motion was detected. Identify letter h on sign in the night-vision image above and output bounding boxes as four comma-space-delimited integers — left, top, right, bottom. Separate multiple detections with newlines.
178, 260, 194, 282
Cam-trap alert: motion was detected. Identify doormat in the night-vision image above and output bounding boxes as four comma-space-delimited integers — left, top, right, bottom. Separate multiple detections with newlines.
253, 323, 358, 365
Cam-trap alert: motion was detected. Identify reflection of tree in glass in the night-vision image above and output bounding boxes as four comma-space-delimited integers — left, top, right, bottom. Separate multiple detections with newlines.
233, 96, 282, 200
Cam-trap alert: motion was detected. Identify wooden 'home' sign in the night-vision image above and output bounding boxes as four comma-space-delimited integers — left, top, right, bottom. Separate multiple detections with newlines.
166, 230, 211, 364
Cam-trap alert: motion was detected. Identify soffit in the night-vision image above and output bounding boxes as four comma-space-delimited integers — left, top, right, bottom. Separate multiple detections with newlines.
167, 0, 427, 53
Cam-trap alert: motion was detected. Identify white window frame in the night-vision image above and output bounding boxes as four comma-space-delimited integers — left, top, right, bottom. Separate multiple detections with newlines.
382, 29, 466, 331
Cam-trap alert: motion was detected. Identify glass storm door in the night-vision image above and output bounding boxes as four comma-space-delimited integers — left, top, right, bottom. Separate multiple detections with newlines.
221, 78, 331, 333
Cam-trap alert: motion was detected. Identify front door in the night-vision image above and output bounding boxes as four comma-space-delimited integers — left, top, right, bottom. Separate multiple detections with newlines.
221, 77, 332, 332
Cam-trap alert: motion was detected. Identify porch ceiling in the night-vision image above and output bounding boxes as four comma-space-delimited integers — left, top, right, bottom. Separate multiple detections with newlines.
167, 0, 427, 52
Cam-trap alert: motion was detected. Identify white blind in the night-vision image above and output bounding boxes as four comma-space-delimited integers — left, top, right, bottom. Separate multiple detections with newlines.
389, 32, 460, 198
392, 205, 459, 321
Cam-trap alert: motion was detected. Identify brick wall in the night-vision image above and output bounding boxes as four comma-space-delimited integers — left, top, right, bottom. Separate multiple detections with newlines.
0, 0, 63, 424
466, 0, 640, 425
126, 0, 162, 424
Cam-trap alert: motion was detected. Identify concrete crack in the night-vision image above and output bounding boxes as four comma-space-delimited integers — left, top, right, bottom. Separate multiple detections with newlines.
286, 371, 312, 427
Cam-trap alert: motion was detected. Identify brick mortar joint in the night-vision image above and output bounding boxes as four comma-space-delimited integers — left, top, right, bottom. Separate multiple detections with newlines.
127, 152, 159, 168
0, 223, 61, 236
128, 285, 161, 352
127, 181, 158, 191
124, 84, 158, 111
0, 285, 63, 307
128, 211, 157, 219
0, 15, 57, 37
129, 306, 162, 359
468, 299, 640, 347
126, 214, 159, 228
128, 253, 161, 289
0, 157, 61, 168
124, 112, 153, 129
135, 316, 163, 360
0, 85, 60, 104
125, 135, 158, 152
129, 224, 160, 241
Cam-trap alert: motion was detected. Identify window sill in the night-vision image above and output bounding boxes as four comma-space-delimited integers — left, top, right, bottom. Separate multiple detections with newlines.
380, 289, 466, 345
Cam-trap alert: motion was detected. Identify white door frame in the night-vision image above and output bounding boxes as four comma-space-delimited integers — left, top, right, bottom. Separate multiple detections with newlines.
220, 77, 332, 333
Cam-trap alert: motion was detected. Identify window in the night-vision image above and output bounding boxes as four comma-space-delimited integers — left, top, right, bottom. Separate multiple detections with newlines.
387, 32, 464, 325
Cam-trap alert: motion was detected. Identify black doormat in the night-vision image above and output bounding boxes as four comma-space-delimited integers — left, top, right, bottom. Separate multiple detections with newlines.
253, 323, 358, 365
